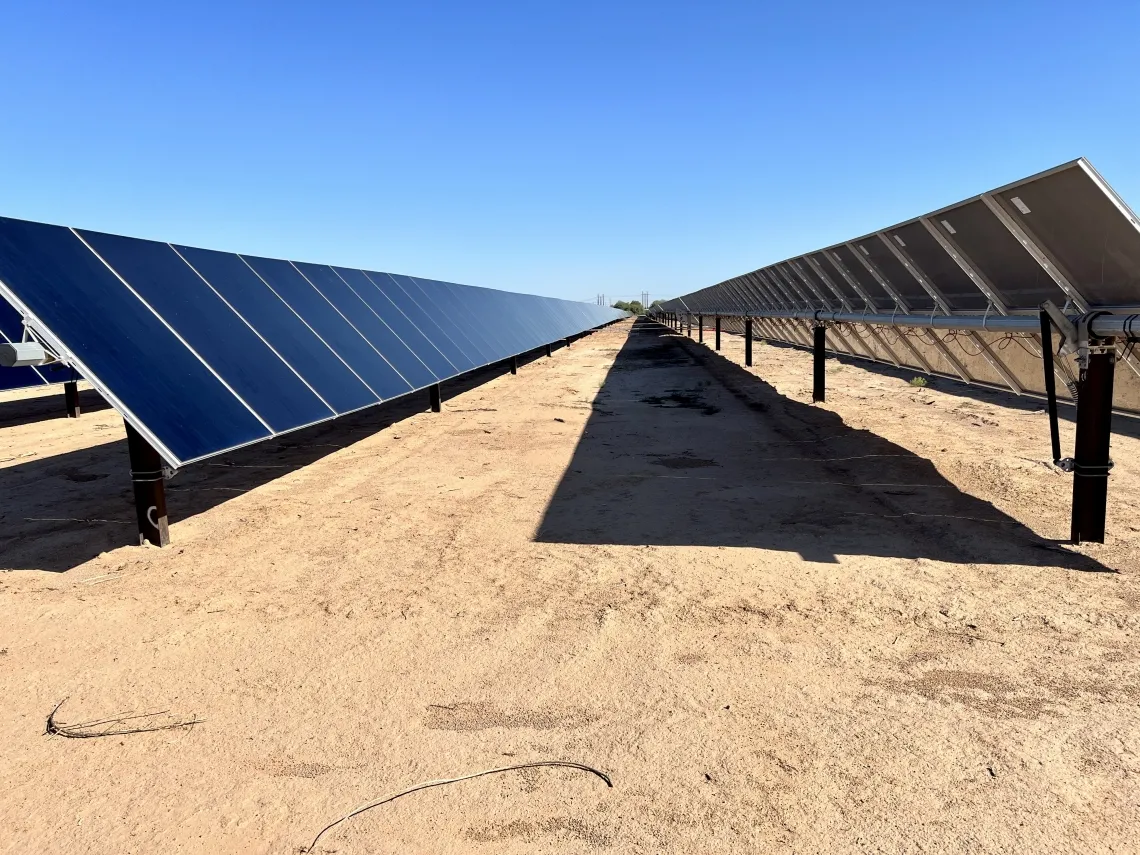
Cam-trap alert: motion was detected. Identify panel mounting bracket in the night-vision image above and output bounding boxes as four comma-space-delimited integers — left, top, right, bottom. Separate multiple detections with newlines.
19, 320, 63, 365
1074, 309, 1114, 370
1040, 300, 1078, 357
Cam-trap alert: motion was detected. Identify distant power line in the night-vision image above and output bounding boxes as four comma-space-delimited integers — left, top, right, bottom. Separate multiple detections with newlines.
596, 292, 653, 306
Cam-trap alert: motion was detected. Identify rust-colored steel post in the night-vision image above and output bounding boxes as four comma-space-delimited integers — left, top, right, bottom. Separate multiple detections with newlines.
1071, 346, 1115, 543
813, 325, 826, 403
64, 380, 81, 418
126, 423, 169, 547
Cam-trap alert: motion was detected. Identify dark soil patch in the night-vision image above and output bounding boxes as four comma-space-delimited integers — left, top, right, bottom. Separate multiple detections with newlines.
650, 456, 720, 470
640, 390, 706, 410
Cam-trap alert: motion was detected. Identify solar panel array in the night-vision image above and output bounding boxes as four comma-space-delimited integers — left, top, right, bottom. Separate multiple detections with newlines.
662, 158, 1140, 318
653, 158, 1140, 411
0, 217, 623, 465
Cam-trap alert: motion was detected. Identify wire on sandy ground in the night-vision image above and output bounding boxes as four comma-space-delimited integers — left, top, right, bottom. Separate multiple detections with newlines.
305, 760, 612, 852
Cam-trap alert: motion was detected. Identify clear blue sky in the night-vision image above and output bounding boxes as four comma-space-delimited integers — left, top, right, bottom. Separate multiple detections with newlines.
2, 1, 1137, 303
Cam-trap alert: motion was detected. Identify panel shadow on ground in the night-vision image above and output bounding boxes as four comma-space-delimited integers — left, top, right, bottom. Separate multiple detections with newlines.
0, 387, 110, 430
0, 352, 544, 572
535, 319, 1108, 571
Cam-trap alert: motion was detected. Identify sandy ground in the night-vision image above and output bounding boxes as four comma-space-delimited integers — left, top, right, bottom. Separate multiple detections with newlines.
1, 317, 1138, 854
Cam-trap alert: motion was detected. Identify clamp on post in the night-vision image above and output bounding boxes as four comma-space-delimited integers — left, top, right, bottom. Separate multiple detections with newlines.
1068, 309, 1113, 369
1071, 460, 1114, 478
131, 466, 176, 483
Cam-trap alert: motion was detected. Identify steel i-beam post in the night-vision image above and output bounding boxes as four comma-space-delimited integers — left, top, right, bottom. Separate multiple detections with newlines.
510, 355, 518, 375
126, 423, 169, 547
1039, 311, 1064, 464
745, 317, 753, 366
64, 380, 80, 418
429, 383, 443, 413
813, 325, 826, 403
715, 316, 721, 351
1071, 344, 1116, 544
698, 314, 704, 343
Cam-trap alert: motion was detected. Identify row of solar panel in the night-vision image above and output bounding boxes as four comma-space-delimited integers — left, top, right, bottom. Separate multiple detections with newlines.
0, 299, 75, 390
665, 159, 1140, 317
0, 217, 623, 465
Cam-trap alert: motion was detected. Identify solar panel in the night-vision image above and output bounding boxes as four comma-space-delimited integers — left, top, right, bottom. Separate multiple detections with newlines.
176, 246, 376, 416
0, 219, 271, 459
242, 254, 415, 402
293, 262, 439, 392
384, 272, 481, 371
0, 217, 624, 470
669, 159, 1140, 318
332, 267, 458, 380
403, 275, 495, 366
78, 230, 334, 433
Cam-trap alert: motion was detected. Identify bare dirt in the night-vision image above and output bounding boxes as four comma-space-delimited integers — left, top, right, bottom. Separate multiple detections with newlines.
1, 317, 1138, 854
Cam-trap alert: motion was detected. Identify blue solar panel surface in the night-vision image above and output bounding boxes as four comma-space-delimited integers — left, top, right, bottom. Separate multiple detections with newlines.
0, 217, 624, 465
333, 267, 457, 380
78, 230, 330, 432
293, 262, 438, 392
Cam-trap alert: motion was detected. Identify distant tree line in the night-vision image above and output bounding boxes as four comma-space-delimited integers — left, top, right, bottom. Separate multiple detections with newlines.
612, 299, 664, 315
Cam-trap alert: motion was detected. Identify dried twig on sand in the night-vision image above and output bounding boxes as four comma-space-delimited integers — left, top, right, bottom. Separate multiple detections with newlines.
305, 760, 612, 852
44, 698, 203, 738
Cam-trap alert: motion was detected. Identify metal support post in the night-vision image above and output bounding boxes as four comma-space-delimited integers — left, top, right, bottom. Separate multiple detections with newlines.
509, 354, 518, 375
64, 380, 80, 418
1071, 345, 1115, 544
745, 317, 753, 366
126, 423, 170, 547
429, 383, 442, 413
565, 337, 571, 348
715, 316, 721, 351
1039, 311, 1064, 465
545, 343, 553, 358
813, 325, 826, 403
698, 315, 704, 343
687, 313, 692, 337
